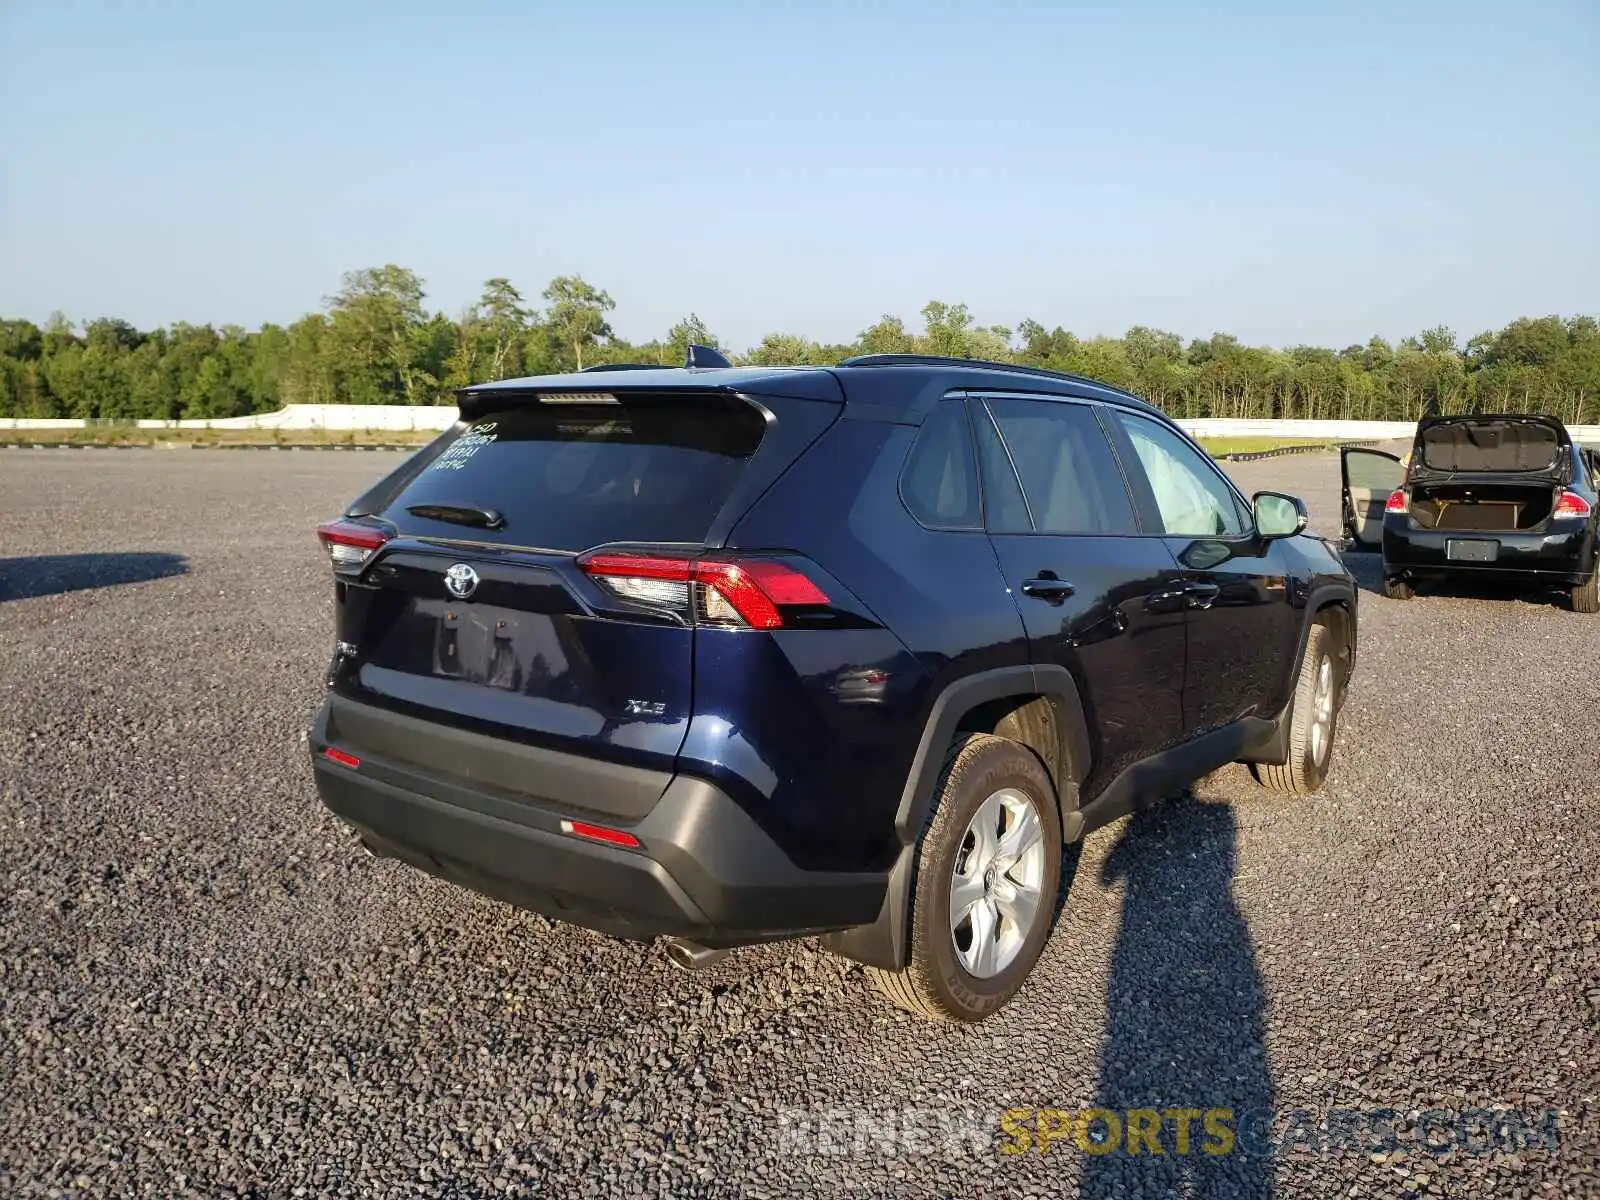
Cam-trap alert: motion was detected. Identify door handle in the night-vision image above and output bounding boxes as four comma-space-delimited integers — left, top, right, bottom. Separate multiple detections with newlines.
1021, 577, 1076, 605
1145, 583, 1187, 613
1184, 581, 1222, 610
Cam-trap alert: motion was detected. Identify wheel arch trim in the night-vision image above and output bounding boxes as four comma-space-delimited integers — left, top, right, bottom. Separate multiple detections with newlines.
822, 664, 1091, 971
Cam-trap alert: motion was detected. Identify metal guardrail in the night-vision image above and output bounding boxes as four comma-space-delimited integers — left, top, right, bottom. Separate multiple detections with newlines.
1210, 441, 1379, 462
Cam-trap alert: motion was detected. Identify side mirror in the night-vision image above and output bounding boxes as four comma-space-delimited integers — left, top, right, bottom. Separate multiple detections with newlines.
1253, 491, 1308, 539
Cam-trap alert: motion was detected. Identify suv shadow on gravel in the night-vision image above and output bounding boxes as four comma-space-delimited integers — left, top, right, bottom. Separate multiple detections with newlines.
0, 551, 188, 603
1082, 795, 1273, 1197
308, 353, 1359, 1023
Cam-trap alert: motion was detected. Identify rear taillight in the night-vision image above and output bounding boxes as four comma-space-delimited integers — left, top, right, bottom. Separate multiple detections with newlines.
1553, 490, 1592, 519
316, 518, 390, 573
577, 551, 829, 630
1385, 489, 1409, 514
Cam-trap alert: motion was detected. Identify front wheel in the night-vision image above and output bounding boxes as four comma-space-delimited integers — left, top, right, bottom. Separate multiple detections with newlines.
1252, 621, 1345, 797
868, 734, 1061, 1023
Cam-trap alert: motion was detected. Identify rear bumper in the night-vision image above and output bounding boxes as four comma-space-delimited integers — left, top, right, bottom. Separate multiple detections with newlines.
308, 696, 886, 946
1382, 521, 1592, 583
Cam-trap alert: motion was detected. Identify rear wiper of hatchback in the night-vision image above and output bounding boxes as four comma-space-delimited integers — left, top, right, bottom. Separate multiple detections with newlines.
405, 503, 506, 531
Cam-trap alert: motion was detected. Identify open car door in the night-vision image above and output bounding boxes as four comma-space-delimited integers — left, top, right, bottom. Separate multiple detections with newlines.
1341, 447, 1405, 548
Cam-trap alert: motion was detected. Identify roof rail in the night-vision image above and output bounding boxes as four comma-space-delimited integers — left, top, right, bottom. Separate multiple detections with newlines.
837, 353, 1138, 397
578, 362, 661, 372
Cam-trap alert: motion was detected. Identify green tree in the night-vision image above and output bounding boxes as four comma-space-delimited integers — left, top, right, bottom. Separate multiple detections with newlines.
666, 313, 718, 364
743, 332, 821, 365
920, 301, 974, 357
854, 314, 916, 356
325, 265, 429, 404
542, 275, 615, 370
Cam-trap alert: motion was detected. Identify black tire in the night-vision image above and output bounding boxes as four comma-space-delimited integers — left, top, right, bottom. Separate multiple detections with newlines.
868, 733, 1062, 1023
1383, 575, 1415, 600
1570, 572, 1599, 614
1251, 622, 1344, 797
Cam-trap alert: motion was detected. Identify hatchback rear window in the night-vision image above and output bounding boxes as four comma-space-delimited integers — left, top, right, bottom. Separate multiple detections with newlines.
389, 396, 766, 551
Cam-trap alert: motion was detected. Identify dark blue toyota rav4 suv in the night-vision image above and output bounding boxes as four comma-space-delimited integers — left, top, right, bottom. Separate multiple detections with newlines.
309, 353, 1358, 1022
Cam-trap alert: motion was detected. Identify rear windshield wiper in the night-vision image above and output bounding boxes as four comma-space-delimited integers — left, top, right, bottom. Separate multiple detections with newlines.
405, 503, 506, 531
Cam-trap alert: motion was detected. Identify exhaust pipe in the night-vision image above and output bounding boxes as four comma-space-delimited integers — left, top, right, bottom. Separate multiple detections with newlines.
663, 938, 729, 971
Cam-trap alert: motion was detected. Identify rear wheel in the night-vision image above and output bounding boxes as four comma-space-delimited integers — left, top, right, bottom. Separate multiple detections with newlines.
868, 734, 1061, 1023
1383, 575, 1415, 600
1571, 572, 1600, 614
1252, 622, 1344, 797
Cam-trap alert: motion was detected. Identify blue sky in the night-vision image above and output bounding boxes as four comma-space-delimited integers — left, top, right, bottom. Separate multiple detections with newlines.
1, 0, 1596, 352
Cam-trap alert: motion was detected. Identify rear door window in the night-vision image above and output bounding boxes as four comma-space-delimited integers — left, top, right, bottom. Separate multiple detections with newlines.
389, 396, 766, 551
982, 397, 1138, 535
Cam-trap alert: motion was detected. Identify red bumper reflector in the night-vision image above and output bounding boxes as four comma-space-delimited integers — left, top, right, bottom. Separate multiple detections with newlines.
560, 819, 641, 848
322, 747, 361, 769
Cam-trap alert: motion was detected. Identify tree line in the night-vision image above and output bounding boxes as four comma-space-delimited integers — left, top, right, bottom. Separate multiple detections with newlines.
2, 265, 1597, 424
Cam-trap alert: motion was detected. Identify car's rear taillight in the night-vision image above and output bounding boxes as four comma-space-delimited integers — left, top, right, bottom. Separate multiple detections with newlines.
316, 519, 391, 573
577, 551, 829, 630
1385, 489, 1409, 514
1553, 490, 1593, 519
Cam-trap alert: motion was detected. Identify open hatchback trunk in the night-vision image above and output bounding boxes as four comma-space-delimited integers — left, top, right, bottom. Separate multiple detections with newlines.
1407, 415, 1571, 533
1343, 415, 1574, 546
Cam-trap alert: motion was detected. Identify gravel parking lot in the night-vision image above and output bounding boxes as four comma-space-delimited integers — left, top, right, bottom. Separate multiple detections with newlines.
1, 446, 1595, 1199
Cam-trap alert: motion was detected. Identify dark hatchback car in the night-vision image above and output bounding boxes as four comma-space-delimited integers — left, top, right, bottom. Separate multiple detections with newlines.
309, 354, 1359, 1022
1342, 414, 1599, 610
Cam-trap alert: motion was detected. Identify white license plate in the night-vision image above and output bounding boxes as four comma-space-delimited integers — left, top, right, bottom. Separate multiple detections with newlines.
1446, 539, 1498, 562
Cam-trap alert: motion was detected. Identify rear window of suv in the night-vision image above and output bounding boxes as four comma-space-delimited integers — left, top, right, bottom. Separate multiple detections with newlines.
389, 396, 766, 551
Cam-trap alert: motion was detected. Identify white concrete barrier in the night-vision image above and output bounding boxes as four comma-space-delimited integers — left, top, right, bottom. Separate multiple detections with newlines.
1176, 419, 1416, 441
130, 404, 459, 432
3, 407, 1597, 443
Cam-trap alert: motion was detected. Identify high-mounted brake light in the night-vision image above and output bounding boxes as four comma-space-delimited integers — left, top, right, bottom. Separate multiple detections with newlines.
1553, 490, 1592, 519
316, 519, 391, 572
1385, 489, 1409, 514
577, 551, 829, 630
560, 819, 641, 848
535, 391, 619, 405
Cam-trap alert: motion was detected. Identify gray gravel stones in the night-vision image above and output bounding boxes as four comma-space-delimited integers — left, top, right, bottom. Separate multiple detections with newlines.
0, 447, 1595, 1198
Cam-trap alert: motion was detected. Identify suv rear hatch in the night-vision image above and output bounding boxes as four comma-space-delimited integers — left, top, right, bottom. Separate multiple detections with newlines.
1405, 415, 1573, 532
317, 373, 841, 807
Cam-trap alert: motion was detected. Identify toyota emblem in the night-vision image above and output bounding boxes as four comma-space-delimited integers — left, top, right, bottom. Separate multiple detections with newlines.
444, 563, 479, 600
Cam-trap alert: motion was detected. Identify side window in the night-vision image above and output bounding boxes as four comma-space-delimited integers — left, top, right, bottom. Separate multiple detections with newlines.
900, 398, 981, 530
972, 403, 1033, 533
984, 398, 1138, 535
1112, 412, 1248, 537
